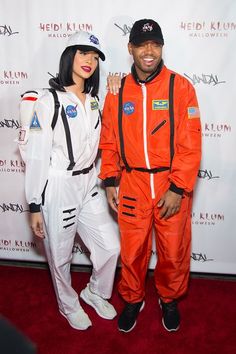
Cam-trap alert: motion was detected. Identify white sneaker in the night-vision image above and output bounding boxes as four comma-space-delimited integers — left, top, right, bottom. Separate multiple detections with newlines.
60, 308, 92, 330
80, 285, 117, 320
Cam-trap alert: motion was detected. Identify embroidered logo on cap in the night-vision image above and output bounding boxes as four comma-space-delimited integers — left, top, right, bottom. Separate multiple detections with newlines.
152, 100, 169, 110
30, 112, 41, 130
89, 35, 99, 45
123, 102, 135, 115
66, 105, 77, 118
142, 23, 154, 32
188, 107, 200, 119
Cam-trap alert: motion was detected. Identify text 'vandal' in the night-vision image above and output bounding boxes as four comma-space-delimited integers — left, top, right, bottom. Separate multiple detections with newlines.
0, 25, 19, 36
184, 73, 225, 86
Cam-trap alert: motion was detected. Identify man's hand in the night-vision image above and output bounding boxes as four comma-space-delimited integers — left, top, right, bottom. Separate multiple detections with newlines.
30, 212, 45, 239
106, 186, 119, 213
157, 190, 182, 219
106, 74, 122, 95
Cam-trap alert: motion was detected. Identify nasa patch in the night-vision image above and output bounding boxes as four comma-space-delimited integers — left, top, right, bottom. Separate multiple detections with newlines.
66, 105, 77, 118
89, 35, 99, 45
123, 102, 135, 115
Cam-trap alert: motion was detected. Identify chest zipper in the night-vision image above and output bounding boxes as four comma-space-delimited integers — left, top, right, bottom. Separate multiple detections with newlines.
141, 83, 155, 199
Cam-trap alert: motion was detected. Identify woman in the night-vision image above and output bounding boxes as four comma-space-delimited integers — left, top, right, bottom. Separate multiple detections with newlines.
19, 31, 120, 330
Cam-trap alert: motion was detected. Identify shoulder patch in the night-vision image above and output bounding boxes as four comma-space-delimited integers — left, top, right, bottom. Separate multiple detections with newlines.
30, 111, 41, 130
188, 107, 200, 119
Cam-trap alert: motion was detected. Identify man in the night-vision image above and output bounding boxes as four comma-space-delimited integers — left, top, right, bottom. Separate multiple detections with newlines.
99, 19, 201, 333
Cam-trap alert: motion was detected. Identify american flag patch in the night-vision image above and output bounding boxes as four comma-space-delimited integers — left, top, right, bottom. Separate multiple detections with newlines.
188, 107, 200, 119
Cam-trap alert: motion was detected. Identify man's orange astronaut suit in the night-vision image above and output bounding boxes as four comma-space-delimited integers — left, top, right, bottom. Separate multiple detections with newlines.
99, 65, 201, 304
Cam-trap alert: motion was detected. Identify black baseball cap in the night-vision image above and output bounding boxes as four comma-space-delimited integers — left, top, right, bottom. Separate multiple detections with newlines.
129, 19, 164, 45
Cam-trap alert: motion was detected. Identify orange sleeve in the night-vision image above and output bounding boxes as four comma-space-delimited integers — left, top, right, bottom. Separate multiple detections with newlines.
98, 93, 121, 181
169, 78, 202, 192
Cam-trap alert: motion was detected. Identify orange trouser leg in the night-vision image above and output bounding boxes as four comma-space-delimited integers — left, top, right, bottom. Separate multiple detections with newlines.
117, 171, 153, 303
153, 192, 193, 302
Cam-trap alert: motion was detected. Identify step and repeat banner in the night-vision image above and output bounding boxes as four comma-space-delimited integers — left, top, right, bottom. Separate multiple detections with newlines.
1, 0, 236, 274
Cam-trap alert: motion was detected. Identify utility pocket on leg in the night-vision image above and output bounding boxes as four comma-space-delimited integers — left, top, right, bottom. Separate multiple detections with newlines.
119, 194, 137, 221
60, 205, 77, 232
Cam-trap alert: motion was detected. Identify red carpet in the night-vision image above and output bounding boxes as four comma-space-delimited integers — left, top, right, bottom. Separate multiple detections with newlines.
0, 265, 236, 354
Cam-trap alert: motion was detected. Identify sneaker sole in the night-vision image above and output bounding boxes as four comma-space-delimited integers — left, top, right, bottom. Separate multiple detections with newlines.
161, 318, 180, 332
80, 290, 116, 320
118, 301, 145, 333
159, 299, 180, 332
59, 310, 92, 330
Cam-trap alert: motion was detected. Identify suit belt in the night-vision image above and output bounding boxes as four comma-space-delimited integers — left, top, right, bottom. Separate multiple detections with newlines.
122, 166, 170, 173
72, 163, 94, 176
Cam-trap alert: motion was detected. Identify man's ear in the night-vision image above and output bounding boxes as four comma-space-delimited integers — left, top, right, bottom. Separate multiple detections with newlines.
128, 42, 132, 55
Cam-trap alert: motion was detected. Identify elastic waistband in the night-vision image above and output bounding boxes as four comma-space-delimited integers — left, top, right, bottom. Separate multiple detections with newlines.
122, 166, 170, 174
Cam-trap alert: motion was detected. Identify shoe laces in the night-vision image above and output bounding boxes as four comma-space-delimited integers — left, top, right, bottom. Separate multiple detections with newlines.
89, 290, 109, 307
125, 302, 142, 314
163, 300, 177, 313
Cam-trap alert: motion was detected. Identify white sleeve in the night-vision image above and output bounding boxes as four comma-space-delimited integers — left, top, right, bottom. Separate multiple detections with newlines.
24, 93, 54, 207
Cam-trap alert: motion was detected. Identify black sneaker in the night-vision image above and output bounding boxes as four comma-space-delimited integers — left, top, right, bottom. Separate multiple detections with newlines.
159, 299, 180, 332
118, 301, 145, 332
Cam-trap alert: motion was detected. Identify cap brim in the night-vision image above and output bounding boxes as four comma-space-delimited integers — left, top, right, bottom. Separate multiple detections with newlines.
73, 44, 105, 61
130, 34, 164, 46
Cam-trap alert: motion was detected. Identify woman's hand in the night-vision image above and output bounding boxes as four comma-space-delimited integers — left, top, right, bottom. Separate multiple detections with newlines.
30, 212, 45, 239
106, 74, 122, 95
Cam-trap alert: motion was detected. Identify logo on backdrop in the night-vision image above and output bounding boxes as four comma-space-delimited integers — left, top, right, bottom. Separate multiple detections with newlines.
0, 202, 28, 213
180, 21, 236, 38
151, 249, 214, 262
114, 23, 132, 36
108, 71, 128, 78
0, 118, 20, 129
72, 243, 89, 255
39, 23, 93, 38
0, 239, 36, 253
191, 211, 224, 226
191, 252, 214, 262
0, 70, 28, 85
0, 159, 25, 174
198, 169, 220, 180
202, 122, 231, 138
0, 25, 19, 36
184, 73, 226, 86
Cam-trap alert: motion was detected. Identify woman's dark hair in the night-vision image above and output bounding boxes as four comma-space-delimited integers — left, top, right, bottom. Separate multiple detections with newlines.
58, 46, 100, 97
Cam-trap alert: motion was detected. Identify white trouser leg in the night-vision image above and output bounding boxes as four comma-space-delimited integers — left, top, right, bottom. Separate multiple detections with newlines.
77, 175, 120, 299
42, 172, 82, 315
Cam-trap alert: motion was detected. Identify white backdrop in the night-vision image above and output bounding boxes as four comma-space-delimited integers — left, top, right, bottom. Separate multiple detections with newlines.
1, 0, 236, 274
